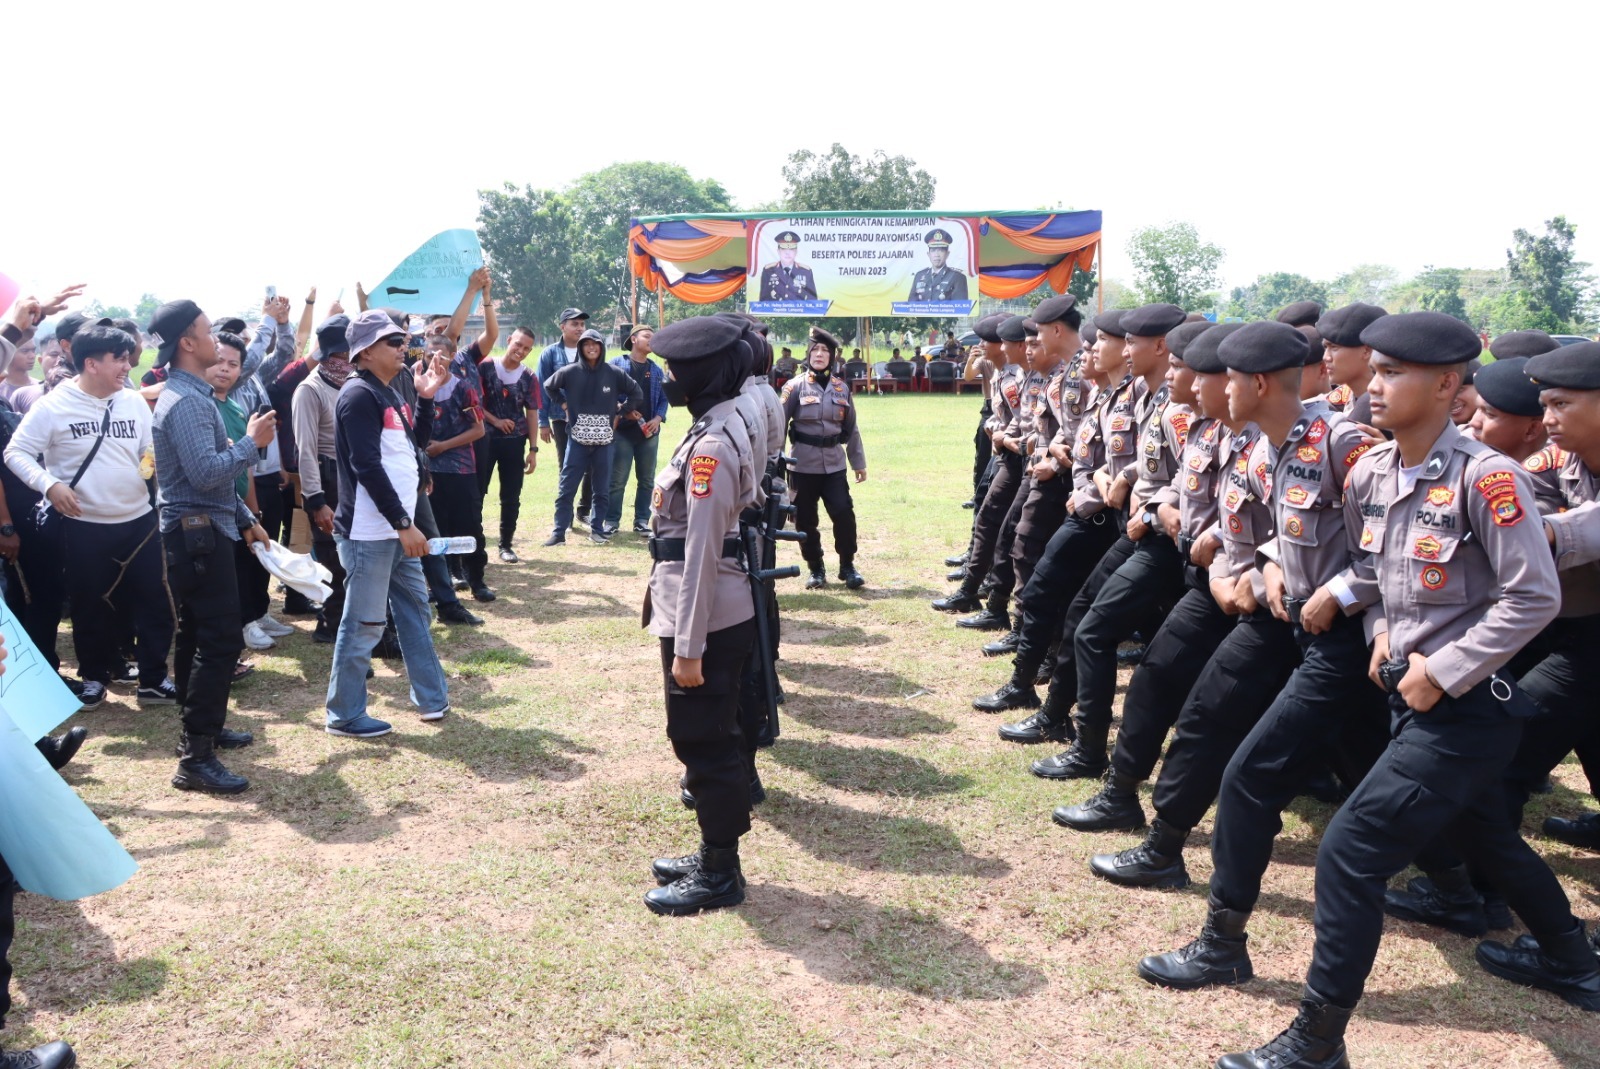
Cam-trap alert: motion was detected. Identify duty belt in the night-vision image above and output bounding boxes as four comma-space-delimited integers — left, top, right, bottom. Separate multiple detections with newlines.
648, 536, 742, 562
1281, 594, 1306, 625
790, 429, 842, 448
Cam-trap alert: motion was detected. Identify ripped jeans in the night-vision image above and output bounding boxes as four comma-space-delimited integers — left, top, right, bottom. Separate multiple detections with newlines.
324, 535, 448, 727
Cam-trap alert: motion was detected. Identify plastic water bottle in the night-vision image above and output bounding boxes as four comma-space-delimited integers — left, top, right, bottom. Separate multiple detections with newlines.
426, 536, 476, 555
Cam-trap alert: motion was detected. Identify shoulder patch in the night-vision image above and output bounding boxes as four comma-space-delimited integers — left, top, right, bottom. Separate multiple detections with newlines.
1304, 418, 1327, 445
1170, 412, 1190, 445
689, 455, 718, 498
1474, 469, 1525, 526
1344, 441, 1373, 468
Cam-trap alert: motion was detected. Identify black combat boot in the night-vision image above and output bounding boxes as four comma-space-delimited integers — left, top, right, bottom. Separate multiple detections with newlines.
804, 563, 827, 590
1543, 810, 1600, 851
972, 677, 1038, 713
837, 558, 866, 590
651, 847, 752, 887
1091, 818, 1190, 888
1476, 921, 1600, 1010
1054, 768, 1147, 831
946, 568, 967, 582
36, 727, 88, 771
958, 609, 1010, 632
217, 726, 255, 749
1383, 864, 1490, 937
944, 552, 969, 567
1116, 643, 1147, 667
981, 629, 1020, 654
1138, 899, 1254, 989
1031, 720, 1109, 779
932, 574, 981, 612
1216, 986, 1353, 1069
998, 681, 1075, 743
644, 844, 746, 916
0, 1038, 76, 1068
171, 733, 248, 794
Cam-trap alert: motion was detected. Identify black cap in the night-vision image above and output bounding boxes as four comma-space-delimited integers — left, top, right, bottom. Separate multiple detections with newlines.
649, 316, 743, 365
1527, 342, 1600, 391
1093, 309, 1128, 339
1183, 322, 1246, 374
55, 311, 93, 345
213, 317, 248, 336
558, 307, 589, 323
972, 314, 1006, 343
1121, 303, 1187, 338
1218, 320, 1311, 374
315, 314, 351, 356
1165, 321, 1214, 361
1359, 312, 1482, 365
1297, 325, 1324, 366
997, 315, 1029, 343
1474, 357, 1542, 416
1316, 303, 1389, 347
1275, 300, 1323, 327
1031, 294, 1078, 326
1490, 329, 1559, 360
147, 299, 205, 368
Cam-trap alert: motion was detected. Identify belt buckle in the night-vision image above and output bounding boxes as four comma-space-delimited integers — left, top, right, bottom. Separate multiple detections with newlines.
1283, 596, 1304, 626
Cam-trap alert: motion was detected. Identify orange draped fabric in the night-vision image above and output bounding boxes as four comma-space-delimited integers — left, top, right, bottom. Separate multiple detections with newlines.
660, 274, 746, 303
984, 219, 1102, 258
977, 242, 1097, 299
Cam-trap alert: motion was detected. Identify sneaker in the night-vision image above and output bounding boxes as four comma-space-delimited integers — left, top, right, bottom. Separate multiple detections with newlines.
633, 522, 651, 534
589, 530, 611, 545
138, 678, 179, 705
419, 704, 450, 723
325, 715, 393, 739
242, 622, 275, 651
543, 532, 566, 547
255, 613, 295, 637
76, 681, 107, 711
109, 661, 140, 687
498, 546, 520, 564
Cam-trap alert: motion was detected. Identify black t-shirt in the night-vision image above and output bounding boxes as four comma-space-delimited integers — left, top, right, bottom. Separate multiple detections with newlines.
621, 359, 652, 439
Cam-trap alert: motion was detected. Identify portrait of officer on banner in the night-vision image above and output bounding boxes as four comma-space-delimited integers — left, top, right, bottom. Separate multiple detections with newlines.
907, 228, 969, 302
759, 231, 818, 301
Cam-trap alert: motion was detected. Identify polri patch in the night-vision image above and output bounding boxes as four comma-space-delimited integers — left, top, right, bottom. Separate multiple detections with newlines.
1427, 486, 1455, 507
690, 455, 719, 498
1421, 564, 1447, 590
1413, 535, 1442, 561
1344, 442, 1372, 468
1285, 486, 1311, 506
1297, 446, 1322, 464
1285, 516, 1304, 538
1474, 470, 1525, 526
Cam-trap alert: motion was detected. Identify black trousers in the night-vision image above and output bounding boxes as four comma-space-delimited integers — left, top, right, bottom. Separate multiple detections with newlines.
791, 469, 857, 567
1150, 610, 1300, 830
308, 457, 346, 631
5, 489, 65, 672
662, 621, 756, 845
971, 456, 998, 530
1011, 475, 1071, 599
0, 854, 11, 1029
64, 513, 173, 688
1047, 532, 1138, 715
973, 400, 993, 494
479, 435, 529, 547
1011, 512, 1120, 684
1074, 533, 1187, 728
1500, 613, 1600, 819
964, 451, 1025, 589
1307, 680, 1582, 1008
1209, 614, 1387, 915
163, 525, 244, 738
550, 420, 591, 515
984, 472, 1034, 612
1111, 580, 1235, 783
413, 489, 460, 607
430, 471, 488, 587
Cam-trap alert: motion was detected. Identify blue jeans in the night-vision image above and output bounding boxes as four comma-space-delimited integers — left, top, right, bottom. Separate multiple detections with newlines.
325, 536, 449, 726
553, 440, 613, 534
606, 431, 660, 528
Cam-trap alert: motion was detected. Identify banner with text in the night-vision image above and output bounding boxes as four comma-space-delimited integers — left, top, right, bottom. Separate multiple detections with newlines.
746, 216, 979, 318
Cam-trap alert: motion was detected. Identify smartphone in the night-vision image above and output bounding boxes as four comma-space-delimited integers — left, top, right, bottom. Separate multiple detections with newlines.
266, 285, 277, 300
256, 403, 274, 417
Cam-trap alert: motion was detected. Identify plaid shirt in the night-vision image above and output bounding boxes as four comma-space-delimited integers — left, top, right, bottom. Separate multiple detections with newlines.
153, 368, 257, 538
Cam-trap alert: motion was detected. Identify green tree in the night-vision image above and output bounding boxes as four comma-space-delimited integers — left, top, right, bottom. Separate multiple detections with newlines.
779, 144, 935, 212
1414, 266, 1468, 321
135, 293, 162, 322
1223, 273, 1328, 321
1125, 222, 1223, 309
1326, 264, 1397, 308
477, 183, 578, 337
1506, 216, 1589, 328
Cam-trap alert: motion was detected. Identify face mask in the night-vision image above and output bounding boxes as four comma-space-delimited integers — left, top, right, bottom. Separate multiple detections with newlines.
662, 377, 688, 408
319, 355, 354, 388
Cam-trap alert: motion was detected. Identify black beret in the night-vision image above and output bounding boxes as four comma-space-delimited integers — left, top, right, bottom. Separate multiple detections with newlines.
316, 314, 352, 356
1218, 320, 1310, 374
147, 299, 205, 367
1316, 302, 1388, 347
997, 315, 1029, 343
1275, 300, 1323, 327
1121, 303, 1187, 338
1093, 309, 1127, 339
1490, 329, 1559, 360
1183, 321, 1246, 374
1459, 360, 1480, 385
1527, 341, 1600, 391
1359, 311, 1482, 365
1165, 321, 1213, 361
1021, 318, 1039, 338
973, 314, 1005, 343
1296, 325, 1324, 366
1031, 294, 1078, 325
1080, 323, 1097, 347
808, 325, 841, 353
649, 316, 744, 365
1473, 357, 1542, 416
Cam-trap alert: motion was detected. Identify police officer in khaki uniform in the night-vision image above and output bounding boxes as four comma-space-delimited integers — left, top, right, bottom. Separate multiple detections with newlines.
1316, 302, 1387, 423
782, 327, 866, 589
1215, 313, 1598, 1069
641, 317, 760, 916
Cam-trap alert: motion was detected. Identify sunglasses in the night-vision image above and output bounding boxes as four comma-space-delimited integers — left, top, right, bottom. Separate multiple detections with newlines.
382, 336, 408, 349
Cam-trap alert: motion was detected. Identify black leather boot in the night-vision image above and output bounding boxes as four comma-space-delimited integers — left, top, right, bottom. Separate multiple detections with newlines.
981, 629, 1021, 654
1384, 865, 1489, 936
998, 682, 1075, 743
805, 565, 827, 590
957, 609, 1010, 632
972, 678, 1038, 713
1116, 643, 1147, 667
944, 552, 969, 567
644, 844, 746, 915
36, 727, 88, 771
0, 1038, 76, 1068
931, 584, 980, 612
837, 558, 866, 589
1091, 818, 1190, 888
172, 733, 248, 794
1031, 721, 1109, 779
1054, 768, 1147, 831
946, 568, 967, 582
1216, 986, 1353, 1069
651, 847, 752, 887
217, 726, 255, 749
1476, 921, 1600, 1010
1138, 899, 1253, 989
1543, 810, 1600, 851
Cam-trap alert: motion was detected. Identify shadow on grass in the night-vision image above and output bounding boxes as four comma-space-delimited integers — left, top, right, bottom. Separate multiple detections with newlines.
758, 787, 1008, 877
739, 884, 1040, 999
778, 698, 956, 740
778, 660, 927, 700
768, 737, 971, 797
10, 897, 170, 1027
779, 625, 889, 648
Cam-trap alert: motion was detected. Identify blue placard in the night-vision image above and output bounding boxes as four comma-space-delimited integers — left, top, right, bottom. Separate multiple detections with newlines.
0, 594, 82, 740
368, 229, 485, 316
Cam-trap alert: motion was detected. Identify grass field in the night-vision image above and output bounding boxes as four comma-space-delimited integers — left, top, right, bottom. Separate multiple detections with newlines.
8, 393, 1600, 1068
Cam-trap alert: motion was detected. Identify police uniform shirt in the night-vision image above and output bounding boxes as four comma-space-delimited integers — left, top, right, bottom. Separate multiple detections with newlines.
1210, 425, 1274, 608
1323, 383, 1357, 412
647, 397, 758, 658
1522, 445, 1600, 616
1256, 401, 1373, 599
781, 372, 866, 475
988, 364, 1025, 439
1008, 368, 1048, 448
731, 389, 770, 507
1098, 375, 1147, 487
1048, 351, 1093, 457
743, 375, 786, 459
1131, 392, 1192, 506
1069, 382, 1117, 517
907, 265, 969, 302
1171, 417, 1230, 539
1030, 362, 1072, 471
1336, 421, 1560, 695
761, 262, 818, 301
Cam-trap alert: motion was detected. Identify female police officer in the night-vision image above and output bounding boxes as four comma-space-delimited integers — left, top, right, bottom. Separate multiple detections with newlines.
782, 326, 867, 589
641, 316, 760, 916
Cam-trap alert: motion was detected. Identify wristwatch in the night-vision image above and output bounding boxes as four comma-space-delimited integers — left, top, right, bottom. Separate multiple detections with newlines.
393, 515, 413, 530
0, 524, 14, 537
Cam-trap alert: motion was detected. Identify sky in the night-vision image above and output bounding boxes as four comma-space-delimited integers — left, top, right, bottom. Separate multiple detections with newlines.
4, 0, 1595, 322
